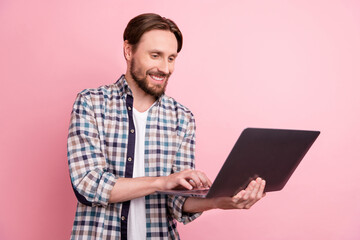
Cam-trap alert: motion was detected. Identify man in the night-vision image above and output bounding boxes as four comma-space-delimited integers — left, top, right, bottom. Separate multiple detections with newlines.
67, 13, 266, 239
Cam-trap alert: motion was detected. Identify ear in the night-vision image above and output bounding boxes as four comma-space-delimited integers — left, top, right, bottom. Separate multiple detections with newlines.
123, 40, 132, 61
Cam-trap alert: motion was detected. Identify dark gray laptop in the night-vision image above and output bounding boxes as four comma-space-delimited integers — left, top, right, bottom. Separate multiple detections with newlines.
157, 128, 320, 198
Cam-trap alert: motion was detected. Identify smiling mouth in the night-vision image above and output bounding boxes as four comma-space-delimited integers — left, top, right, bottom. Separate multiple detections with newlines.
149, 73, 167, 82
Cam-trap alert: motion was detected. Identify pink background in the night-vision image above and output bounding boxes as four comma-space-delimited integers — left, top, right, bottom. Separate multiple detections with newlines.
1, 0, 360, 239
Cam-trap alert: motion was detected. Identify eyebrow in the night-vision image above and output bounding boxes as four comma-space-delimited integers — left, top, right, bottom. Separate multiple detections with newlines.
149, 50, 178, 58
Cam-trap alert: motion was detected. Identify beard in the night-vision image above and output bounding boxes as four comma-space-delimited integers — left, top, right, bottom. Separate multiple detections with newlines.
130, 58, 170, 98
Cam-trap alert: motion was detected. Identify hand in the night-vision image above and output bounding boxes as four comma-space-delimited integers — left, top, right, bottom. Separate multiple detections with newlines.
159, 169, 212, 190
214, 177, 266, 210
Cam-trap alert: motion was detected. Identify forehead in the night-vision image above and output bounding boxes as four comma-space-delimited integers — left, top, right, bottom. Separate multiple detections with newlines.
137, 30, 178, 54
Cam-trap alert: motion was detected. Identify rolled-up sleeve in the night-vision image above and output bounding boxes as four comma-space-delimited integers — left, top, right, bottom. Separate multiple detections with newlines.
67, 92, 116, 207
167, 113, 202, 224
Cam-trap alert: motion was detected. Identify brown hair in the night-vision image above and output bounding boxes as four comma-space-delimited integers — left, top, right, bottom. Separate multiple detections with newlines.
123, 13, 183, 53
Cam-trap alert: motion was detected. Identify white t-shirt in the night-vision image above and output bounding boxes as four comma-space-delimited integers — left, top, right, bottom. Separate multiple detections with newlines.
127, 107, 149, 240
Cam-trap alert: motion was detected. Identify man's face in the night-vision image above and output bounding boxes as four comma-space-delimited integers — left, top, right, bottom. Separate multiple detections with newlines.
129, 30, 178, 97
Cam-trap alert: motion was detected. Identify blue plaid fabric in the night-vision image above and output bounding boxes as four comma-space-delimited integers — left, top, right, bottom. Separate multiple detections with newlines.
67, 75, 201, 239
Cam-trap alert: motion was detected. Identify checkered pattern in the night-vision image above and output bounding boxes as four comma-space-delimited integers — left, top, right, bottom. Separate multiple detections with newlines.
68, 75, 201, 239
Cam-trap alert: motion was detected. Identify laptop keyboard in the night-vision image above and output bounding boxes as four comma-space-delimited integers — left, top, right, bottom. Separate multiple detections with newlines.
189, 189, 209, 194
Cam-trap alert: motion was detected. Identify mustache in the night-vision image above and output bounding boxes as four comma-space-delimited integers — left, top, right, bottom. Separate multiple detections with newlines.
146, 70, 170, 78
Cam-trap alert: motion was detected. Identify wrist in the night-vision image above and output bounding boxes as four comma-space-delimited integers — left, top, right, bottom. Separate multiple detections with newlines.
210, 198, 219, 210
153, 176, 166, 191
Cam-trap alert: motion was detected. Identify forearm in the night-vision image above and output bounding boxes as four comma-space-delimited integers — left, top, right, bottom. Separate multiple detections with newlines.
182, 197, 217, 213
109, 176, 164, 203
109, 168, 213, 203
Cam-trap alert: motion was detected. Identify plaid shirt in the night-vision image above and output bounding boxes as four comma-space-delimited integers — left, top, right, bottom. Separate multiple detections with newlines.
67, 75, 201, 239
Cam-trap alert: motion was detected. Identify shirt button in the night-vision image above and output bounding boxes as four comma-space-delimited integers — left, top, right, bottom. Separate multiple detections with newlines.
121, 216, 126, 221
127, 106, 131, 111
128, 157, 132, 162
130, 129, 135, 133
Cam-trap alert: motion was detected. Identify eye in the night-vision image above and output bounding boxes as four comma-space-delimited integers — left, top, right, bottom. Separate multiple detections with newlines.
168, 56, 175, 62
151, 53, 159, 59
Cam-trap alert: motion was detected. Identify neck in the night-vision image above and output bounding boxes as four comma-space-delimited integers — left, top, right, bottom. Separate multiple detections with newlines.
124, 72, 157, 113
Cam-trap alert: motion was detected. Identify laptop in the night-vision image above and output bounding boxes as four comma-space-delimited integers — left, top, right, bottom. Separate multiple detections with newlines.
157, 128, 320, 198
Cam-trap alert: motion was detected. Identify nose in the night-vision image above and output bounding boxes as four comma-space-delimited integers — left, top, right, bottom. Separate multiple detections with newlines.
158, 59, 170, 74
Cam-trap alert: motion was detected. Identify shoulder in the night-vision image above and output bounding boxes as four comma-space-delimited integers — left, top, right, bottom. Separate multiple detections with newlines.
76, 82, 121, 106
161, 95, 194, 117
79, 82, 119, 98
160, 95, 195, 130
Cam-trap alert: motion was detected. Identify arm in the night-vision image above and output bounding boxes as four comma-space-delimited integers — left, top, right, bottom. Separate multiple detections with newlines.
68, 92, 117, 207
109, 169, 212, 203
183, 178, 266, 213
68, 93, 210, 205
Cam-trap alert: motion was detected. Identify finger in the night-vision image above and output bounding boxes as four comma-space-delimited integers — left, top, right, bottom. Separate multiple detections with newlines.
245, 179, 256, 191
243, 180, 256, 201
246, 179, 265, 209
188, 179, 197, 188
244, 203, 252, 209
249, 178, 262, 200
233, 190, 246, 204
201, 171, 213, 187
179, 178, 193, 190
234, 189, 246, 198
257, 179, 266, 199
196, 171, 212, 188
206, 175, 212, 187
187, 171, 203, 188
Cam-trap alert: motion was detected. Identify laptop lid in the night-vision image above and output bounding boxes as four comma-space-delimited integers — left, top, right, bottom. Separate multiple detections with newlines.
157, 128, 320, 198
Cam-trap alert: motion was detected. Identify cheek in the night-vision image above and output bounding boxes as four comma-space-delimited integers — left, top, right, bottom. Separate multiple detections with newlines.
169, 64, 175, 74
141, 60, 157, 72
132, 55, 152, 70
167, 60, 175, 69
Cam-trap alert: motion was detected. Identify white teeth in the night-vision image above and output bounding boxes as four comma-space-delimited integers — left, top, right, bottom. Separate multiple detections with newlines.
150, 75, 164, 81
